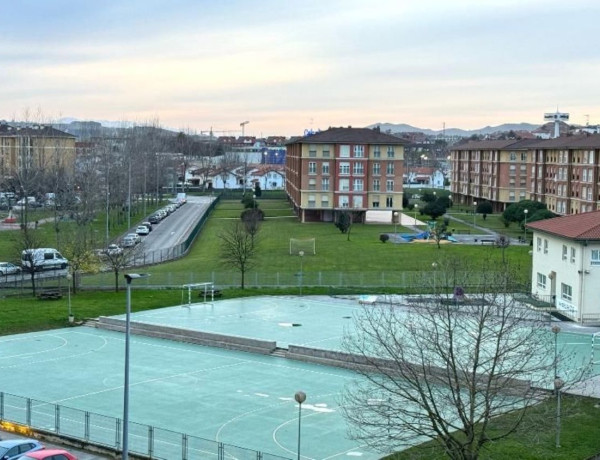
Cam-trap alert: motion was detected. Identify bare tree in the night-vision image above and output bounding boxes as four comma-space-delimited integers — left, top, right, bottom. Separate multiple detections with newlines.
103, 245, 144, 292
61, 228, 101, 294
341, 255, 563, 459
219, 222, 258, 289
14, 227, 45, 296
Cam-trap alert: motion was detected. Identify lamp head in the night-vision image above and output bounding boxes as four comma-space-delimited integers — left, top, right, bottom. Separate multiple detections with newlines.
124, 273, 150, 282
295, 391, 307, 404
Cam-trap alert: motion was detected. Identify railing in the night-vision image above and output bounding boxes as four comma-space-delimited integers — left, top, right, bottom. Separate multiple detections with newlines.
0, 391, 290, 460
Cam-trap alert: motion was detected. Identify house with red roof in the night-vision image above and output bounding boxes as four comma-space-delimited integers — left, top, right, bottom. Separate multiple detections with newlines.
527, 211, 600, 324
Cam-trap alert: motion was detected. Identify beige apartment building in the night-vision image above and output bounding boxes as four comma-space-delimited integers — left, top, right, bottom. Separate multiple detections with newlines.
450, 134, 600, 215
286, 127, 406, 222
0, 123, 76, 178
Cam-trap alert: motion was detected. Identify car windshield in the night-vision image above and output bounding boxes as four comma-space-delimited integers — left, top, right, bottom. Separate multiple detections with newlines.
0, 446, 8, 455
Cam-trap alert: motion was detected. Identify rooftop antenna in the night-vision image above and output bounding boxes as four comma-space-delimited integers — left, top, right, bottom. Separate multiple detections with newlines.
543, 109, 569, 138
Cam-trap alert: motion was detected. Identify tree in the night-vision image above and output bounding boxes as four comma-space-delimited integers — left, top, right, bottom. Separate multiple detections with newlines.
495, 234, 510, 263
527, 209, 557, 224
423, 200, 447, 220
241, 208, 263, 248
476, 201, 493, 220
502, 200, 546, 225
430, 221, 447, 249
341, 255, 558, 459
335, 211, 352, 240
421, 191, 436, 203
254, 182, 262, 197
103, 245, 143, 292
14, 227, 44, 296
219, 222, 258, 289
61, 229, 101, 293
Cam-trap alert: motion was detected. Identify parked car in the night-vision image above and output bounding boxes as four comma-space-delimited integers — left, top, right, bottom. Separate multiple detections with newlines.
135, 225, 150, 236
105, 244, 123, 256
0, 439, 44, 460
17, 448, 77, 460
141, 221, 153, 232
148, 214, 161, 224
121, 236, 137, 248
0, 262, 22, 275
126, 233, 141, 244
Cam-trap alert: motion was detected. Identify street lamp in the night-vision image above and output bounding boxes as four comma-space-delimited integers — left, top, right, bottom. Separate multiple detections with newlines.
66, 273, 73, 323
432, 262, 438, 295
523, 208, 529, 241
299, 251, 304, 296
122, 273, 150, 460
294, 391, 307, 460
414, 204, 419, 226
552, 325, 561, 383
473, 201, 477, 228
393, 211, 398, 235
554, 376, 565, 448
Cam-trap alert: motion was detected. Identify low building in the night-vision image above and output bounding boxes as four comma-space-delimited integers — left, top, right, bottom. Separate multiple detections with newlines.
527, 211, 600, 325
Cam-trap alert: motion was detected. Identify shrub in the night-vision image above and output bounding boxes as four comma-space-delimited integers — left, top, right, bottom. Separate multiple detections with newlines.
380, 234, 390, 243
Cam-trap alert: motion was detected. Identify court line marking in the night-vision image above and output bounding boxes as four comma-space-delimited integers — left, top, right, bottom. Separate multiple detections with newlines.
0, 335, 68, 360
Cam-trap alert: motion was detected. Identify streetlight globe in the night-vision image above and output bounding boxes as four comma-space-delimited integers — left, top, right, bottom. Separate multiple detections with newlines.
295, 391, 307, 404
299, 251, 304, 257
432, 262, 438, 269
66, 273, 72, 281
554, 377, 565, 390
552, 325, 561, 335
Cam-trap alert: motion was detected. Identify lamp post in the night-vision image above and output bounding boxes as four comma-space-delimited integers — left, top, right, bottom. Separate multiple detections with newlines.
122, 273, 150, 460
393, 211, 398, 235
432, 262, 438, 295
473, 201, 477, 228
414, 204, 418, 226
552, 325, 561, 383
523, 208, 529, 241
299, 251, 304, 296
554, 376, 565, 448
66, 273, 73, 323
294, 391, 307, 460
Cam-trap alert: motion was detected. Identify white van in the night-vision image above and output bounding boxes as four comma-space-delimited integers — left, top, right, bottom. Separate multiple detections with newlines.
21, 248, 69, 271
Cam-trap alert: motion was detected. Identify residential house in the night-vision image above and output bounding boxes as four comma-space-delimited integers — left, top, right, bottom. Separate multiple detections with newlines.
527, 211, 600, 325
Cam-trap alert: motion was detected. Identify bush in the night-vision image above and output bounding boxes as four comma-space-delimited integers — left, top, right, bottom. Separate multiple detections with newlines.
241, 208, 265, 221
380, 234, 390, 243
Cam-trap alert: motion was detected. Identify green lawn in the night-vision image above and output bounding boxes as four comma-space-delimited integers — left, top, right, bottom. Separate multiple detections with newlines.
388, 394, 600, 460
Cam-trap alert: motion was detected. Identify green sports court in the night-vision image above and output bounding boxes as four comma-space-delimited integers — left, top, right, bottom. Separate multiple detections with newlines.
0, 295, 598, 459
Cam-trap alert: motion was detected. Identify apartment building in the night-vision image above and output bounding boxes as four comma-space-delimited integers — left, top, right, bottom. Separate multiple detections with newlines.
450, 134, 600, 215
0, 122, 76, 178
286, 127, 406, 222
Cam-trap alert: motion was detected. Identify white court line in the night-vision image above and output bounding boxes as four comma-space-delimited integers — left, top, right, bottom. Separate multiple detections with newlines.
0, 334, 68, 360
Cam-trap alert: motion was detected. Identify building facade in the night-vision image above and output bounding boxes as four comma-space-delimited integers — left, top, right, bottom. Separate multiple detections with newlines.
527, 211, 600, 325
450, 134, 600, 214
285, 127, 406, 222
0, 123, 76, 179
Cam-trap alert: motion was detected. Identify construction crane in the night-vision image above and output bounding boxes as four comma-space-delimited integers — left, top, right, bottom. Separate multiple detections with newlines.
240, 120, 249, 137
200, 127, 238, 138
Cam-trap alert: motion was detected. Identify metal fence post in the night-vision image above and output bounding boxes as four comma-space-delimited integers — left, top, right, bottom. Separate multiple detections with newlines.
148, 426, 154, 458
182, 433, 188, 460
218, 442, 225, 460
26, 398, 31, 426
85, 411, 90, 441
116, 418, 121, 450
55, 405, 60, 433
0, 392, 3, 420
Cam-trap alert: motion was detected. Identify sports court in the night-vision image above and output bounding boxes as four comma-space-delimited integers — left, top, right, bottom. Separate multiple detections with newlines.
0, 295, 599, 460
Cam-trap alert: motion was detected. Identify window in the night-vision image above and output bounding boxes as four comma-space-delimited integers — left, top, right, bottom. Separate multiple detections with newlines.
353, 162, 364, 174
537, 273, 547, 289
591, 249, 600, 266
353, 145, 364, 157
373, 163, 381, 175
386, 180, 394, 192
322, 162, 330, 174
339, 195, 349, 207
353, 195, 363, 208
321, 195, 329, 206
308, 194, 316, 207
561, 283, 572, 301
308, 178, 316, 190
372, 200, 380, 208
373, 146, 381, 158
308, 145, 317, 157
537, 237, 541, 252
562, 245, 567, 261
387, 146, 395, 158
544, 239, 548, 254
571, 247, 576, 263
521, 152, 527, 161
339, 178, 350, 192
321, 178, 329, 191
373, 179, 380, 191
510, 152, 516, 161
340, 145, 350, 158
308, 162, 316, 174
339, 162, 350, 174
322, 147, 330, 158
353, 178, 364, 191
385, 196, 393, 207
386, 162, 395, 175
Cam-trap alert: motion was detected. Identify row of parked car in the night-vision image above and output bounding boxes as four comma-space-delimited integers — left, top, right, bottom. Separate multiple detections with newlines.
0, 438, 77, 459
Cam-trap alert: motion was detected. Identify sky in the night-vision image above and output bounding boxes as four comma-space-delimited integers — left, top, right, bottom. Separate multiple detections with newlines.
1, 0, 599, 137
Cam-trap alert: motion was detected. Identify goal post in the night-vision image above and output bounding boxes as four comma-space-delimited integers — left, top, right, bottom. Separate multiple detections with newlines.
289, 238, 316, 255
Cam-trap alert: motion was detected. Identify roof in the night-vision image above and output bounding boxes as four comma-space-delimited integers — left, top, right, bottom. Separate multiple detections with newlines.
287, 127, 407, 145
526, 210, 600, 240
451, 134, 600, 151
0, 123, 75, 138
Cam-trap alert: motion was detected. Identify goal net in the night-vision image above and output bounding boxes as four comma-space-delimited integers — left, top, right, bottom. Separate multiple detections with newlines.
289, 238, 316, 255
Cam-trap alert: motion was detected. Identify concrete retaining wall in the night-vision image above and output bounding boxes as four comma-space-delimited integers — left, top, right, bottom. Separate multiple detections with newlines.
97, 317, 277, 355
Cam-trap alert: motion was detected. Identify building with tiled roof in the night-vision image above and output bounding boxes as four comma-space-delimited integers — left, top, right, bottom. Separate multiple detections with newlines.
526, 210, 600, 324
285, 127, 407, 223
0, 122, 76, 178
450, 134, 600, 216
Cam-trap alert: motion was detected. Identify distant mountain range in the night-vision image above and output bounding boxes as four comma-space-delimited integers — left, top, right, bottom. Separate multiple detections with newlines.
367, 122, 542, 137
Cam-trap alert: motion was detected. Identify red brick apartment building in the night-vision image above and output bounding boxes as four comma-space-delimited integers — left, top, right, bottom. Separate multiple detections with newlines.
450, 134, 600, 215
286, 127, 406, 222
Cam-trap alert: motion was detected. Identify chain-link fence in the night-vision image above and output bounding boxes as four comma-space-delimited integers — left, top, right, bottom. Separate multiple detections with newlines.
0, 391, 290, 460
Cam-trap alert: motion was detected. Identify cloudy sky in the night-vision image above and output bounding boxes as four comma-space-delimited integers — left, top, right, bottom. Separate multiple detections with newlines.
1, 0, 598, 136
